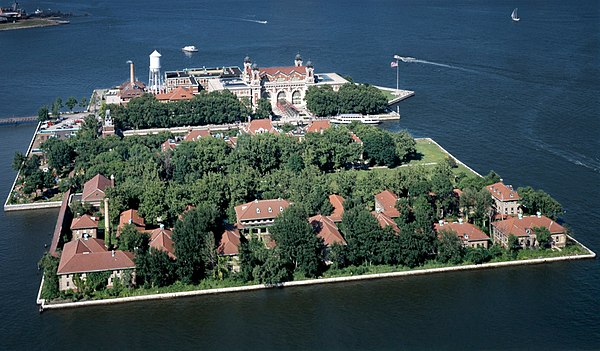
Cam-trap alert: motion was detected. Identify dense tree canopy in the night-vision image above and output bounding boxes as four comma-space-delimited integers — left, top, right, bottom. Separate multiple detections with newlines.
305, 83, 388, 117
517, 186, 563, 220
172, 204, 219, 284
111, 91, 249, 130
269, 205, 324, 277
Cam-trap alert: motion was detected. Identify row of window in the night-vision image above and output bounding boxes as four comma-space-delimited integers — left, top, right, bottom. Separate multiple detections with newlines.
256, 206, 284, 214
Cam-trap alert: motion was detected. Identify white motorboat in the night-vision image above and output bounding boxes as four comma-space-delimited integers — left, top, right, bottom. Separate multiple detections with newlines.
182, 45, 198, 53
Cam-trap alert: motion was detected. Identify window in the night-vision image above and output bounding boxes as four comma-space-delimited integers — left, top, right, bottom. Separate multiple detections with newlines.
66, 281, 69, 287
280, 206, 284, 212
268, 207, 272, 213
256, 208, 261, 214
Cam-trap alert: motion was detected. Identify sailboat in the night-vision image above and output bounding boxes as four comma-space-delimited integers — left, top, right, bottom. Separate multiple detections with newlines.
511, 8, 520, 22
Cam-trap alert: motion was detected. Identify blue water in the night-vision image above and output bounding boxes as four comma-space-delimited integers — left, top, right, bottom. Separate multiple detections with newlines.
1, 0, 599, 349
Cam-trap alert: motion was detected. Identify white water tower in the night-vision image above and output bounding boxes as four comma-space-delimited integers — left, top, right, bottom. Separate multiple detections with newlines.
148, 50, 164, 93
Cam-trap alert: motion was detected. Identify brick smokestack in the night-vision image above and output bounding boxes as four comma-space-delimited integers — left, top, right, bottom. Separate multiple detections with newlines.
129, 61, 135, 84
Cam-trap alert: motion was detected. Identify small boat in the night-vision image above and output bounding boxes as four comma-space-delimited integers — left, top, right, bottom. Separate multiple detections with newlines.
257, 20, 267, 24
331, 114, 380, 125
511, 8, 520, 22
182, 45, 198, 53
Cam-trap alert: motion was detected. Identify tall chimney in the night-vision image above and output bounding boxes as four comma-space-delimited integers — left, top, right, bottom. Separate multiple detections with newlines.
104, 197, 110, 243
130, 61, 135, 84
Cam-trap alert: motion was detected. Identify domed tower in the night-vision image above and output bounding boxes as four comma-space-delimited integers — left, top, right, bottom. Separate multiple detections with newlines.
242, 56, 252, 83
294, 53, 303, 67
251, 63, 261, 86
148, 50, 164, 93
305, 60, 315, 83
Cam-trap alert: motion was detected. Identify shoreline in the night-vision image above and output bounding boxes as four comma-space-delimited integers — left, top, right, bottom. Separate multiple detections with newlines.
0, 18, 69, 32
38, 235, 596, 311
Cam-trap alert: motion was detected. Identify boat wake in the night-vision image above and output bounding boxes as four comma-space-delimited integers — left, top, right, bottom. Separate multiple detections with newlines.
533, 139, 600, 174
401, 57, 479, 74
239, 18, 268, 24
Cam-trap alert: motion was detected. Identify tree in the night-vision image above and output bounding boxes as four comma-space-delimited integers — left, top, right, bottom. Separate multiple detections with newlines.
118, 224, 149, 252
52, 97, 63, 117
356, 127, 397, 167
507, 234, 521, 257
339, 204, 385, 265
465, 247, 491, 264
12, 151, 26, 172
517, 186, 563, 220
437, 230, 465, 264
41, 138, 75, 175
172, 204, 219, 283
135, 248, 177, 288
65, 96, 78, 111
393, 130, 416, 163
533, 226, 552, 249
39, 253, 60, 299
253, 98, 272, 119
305, 85, 339, 117
37, 105, 50, 122
79, 96, 88, 109
238, 237, 270, 282
269, 205, 324, 277
258, 251, 293, 286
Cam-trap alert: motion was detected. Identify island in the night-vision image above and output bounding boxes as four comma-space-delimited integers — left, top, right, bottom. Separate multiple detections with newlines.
5, 52, 593, 310
0, 1, 70, 31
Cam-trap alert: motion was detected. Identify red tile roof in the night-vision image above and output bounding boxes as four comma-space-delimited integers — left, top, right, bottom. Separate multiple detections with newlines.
245, 119, 279, 135
82, 174, 113, 203
70, 214, 99, 230
57, 238, 135, 274
161, 139, 177, 152
350, 132, 363, 144
306, 120, 331, 133
375, 190, 400, 218
486, 182, 521, 202
184, 129, 211, 142
309, 214, 346, 246
155, 86, 195, 101
117, 209, 145, 236
492, 215, 565, 237
218, 225, 242, 256
119, 81, 146, 100
259, 66, 307, 81
371, 211, 400, 233
328, 194, 345, 222
149, 227, 176, 259
434, 221, 490, 242
235, 199, 290, 223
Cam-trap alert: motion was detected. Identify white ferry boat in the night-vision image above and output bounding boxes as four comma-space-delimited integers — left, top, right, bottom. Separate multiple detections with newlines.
182, 45, 198, 53
330, 114, 380, 125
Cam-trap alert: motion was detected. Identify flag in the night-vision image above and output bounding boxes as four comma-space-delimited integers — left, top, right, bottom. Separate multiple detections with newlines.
390, 61, 398, 68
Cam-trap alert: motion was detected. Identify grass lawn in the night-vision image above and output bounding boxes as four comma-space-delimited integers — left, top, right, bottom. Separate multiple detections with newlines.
410, 139, 478, 177
378, 89, 396, 102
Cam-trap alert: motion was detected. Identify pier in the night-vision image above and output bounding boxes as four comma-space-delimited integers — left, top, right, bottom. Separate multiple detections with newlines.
0, 116, 38, 126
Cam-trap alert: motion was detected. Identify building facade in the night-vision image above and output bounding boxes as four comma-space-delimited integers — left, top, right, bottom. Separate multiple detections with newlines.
491, 213, 567, 248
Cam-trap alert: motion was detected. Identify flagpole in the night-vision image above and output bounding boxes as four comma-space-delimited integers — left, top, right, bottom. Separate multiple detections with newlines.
396, 58, 399, 93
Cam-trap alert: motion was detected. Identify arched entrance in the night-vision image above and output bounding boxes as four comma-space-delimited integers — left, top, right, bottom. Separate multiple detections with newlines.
292, 90, 301, 105
277, 91, 287, 103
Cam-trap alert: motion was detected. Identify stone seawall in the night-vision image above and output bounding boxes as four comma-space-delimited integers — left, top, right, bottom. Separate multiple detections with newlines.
38, 237, 595, 311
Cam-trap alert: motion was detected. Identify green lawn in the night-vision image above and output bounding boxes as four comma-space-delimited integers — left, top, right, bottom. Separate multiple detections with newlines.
410, 139, 478, 177
378, 89, 396, 102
